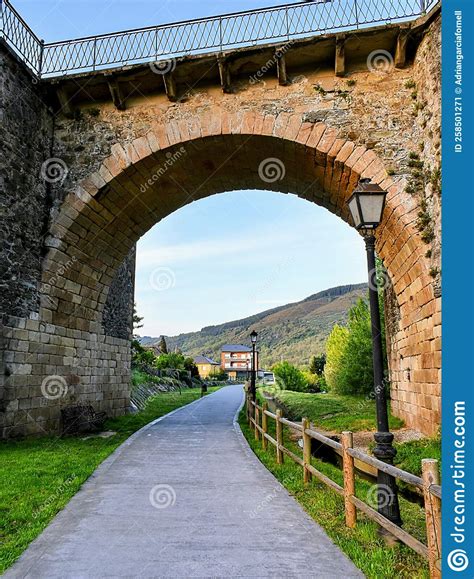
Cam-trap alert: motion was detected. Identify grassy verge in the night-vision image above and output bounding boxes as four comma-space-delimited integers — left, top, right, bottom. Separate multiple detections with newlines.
239, 407, 429, 578
395, 436, 441, 477
263, 387, 405, 432
0, 387, 220, 573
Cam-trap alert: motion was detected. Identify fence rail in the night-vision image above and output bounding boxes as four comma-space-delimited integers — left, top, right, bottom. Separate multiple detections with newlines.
245, 393, 441, 578
1, 0, 439, 78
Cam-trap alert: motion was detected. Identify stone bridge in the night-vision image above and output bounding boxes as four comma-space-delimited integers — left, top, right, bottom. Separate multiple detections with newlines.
0, 5, 441, 437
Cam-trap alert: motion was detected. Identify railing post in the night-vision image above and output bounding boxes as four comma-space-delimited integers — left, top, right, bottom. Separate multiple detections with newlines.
302, 418, 312, 484
38, 38, 45, 77
262, 403, 268, 450
276, 408, 283, 464
354, 0, 359, 29
219, 17, 223, 52
342, 431, 357, 528
420, 0, 426, 14
93, 37, 97, 71
254, 405, 260, 441
422, 459, 441, 579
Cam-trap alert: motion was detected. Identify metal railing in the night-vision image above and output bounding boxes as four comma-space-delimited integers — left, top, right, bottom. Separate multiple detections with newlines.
1, 0, 439, 78
0, 0, 43, 74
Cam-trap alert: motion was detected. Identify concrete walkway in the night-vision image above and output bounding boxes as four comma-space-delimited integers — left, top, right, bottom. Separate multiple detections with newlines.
6, 385, 363, 578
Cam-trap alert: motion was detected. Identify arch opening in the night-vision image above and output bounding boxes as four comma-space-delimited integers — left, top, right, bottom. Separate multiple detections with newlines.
15, 113, 439, 436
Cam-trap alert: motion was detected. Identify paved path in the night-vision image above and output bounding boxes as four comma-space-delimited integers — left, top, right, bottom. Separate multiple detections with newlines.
6, 385, 363, 578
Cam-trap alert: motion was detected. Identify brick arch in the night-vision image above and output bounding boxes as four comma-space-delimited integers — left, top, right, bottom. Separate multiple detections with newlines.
41, 111, 439, 433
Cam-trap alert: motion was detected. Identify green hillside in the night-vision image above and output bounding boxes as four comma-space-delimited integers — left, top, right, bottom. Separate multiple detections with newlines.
140, 283, 368, 368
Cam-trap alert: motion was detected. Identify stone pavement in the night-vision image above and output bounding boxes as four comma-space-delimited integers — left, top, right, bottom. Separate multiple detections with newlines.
5, 385, 363, 578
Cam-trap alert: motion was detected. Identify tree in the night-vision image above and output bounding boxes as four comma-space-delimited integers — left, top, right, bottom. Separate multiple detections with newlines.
309, 354, 326, 375
337, 299, 374, 395
183, 356, 200, 378
131, 340, 156, 367
133, 304, 143, 332
273, 361, 309, 392
154, 352, 185, 370
159, 336, 168, 354
324, 324, 349, 391
324, 298, 386, 396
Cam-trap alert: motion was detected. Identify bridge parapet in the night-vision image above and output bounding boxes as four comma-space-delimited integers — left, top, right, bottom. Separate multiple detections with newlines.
1, 0, 439, 78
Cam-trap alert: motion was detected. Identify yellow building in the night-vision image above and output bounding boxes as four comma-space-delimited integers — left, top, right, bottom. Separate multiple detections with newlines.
193, 355, 221, 379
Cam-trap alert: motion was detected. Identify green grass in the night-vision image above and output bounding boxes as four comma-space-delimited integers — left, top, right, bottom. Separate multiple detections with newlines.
0, 387, 219, 573
263, 387, 405, 432
239, 409, 429, 578
395, 436, 441, 478
131, 368, 153, 387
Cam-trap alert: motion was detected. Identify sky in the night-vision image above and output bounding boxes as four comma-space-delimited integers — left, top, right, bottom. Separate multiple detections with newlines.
13, 1, 367, 337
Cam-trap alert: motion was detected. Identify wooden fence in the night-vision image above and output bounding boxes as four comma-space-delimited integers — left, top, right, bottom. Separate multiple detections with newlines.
245, 394, 442, 579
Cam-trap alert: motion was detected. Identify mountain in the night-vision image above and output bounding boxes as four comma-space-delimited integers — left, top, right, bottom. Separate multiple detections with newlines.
140, 283, 368, 368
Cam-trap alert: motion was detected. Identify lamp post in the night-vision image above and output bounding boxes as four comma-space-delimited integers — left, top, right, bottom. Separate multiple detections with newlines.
347, 178, 402, 528
250, 331, 258, 402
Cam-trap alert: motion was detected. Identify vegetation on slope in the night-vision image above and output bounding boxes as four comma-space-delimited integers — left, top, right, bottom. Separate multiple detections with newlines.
262, 387, 404, 432
141, 284, 368, 367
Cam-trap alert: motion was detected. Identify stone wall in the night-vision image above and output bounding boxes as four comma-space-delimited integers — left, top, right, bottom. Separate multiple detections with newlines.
102, 246, 136, 340
0, 41, 53, 318
0, 10, 442, 437
1, 317, 131, 437
0, 42, 133, 437
384, 13, 442, 434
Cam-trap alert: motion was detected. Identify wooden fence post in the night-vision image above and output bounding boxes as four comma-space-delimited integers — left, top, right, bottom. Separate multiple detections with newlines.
276, 409, 284, 464
422, 459, 441, 579
262, 403, 268, 450
254, 405, 260, 441
302, 418, 312, 484
342, 431, 357, 528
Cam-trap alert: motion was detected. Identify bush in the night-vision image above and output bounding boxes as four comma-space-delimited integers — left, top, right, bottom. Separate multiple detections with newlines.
131, 340, 156, 366
209, 368, 228, 381
309, 354, 326, 375
325, 299, 381, 396
273, 361, 309, 392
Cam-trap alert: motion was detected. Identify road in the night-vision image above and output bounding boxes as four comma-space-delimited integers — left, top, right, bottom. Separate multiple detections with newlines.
5, 385, 363, 578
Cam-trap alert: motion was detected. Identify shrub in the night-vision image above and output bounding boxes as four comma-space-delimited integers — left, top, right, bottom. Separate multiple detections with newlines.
273, 361, 309, 392
309, 354, 326, 375
209, 368, 228, 381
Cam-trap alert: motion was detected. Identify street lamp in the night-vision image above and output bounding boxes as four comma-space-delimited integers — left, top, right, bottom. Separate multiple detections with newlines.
250, 330, 258, 402
347, 178, 402, 528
